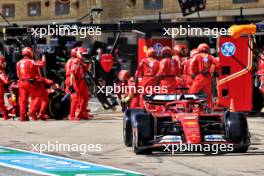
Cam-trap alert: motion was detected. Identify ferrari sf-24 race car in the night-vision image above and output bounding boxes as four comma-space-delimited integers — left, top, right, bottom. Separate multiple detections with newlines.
123, 94, 250, 154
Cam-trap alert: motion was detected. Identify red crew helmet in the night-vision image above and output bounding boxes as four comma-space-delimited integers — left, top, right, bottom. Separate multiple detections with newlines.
161, 46, 172, 57
22, 47, 34, 59
0, 56, 5, 63
70, 47, 78, 57
197, 43, 210, 53
118, 70, 130, 81
173, 44, 188, 56
146, 47, 157, 58
76, 47, 88, 59
0, 56, 6, 69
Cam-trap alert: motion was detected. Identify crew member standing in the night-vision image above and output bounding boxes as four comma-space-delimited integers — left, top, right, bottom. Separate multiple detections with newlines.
173, 44, 189, 76
69, 47, 93, 120
16, 47, 45, 121
183, 48, 199, 88
135, 47, 159, 108
65, 47, 78, 94
189, 43, 219, 108
0, 56, 9, 120
157, 46, 179, 94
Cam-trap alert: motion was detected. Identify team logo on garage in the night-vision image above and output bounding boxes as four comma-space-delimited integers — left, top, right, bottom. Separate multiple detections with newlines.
221, 42, 236, 57
153, 43, 163, 56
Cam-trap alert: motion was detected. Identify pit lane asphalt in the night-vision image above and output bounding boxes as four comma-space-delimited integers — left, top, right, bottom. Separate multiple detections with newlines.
0, 112, 264, 176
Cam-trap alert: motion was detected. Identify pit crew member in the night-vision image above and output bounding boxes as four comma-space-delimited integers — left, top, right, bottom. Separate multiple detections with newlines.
69, 47, 93, 120
16, 47, 46, 121
157, 46, 179, 94
188, 43, 220, 108
0, 56, 10, 120
135, 47, 160, 109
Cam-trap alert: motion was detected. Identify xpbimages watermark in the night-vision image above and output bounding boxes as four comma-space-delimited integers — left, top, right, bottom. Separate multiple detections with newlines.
97, 83, 168, 96
27, 25, 102, 38
163, 25, 234, 38
31, 141, 102, 155
163, 142, 234, 154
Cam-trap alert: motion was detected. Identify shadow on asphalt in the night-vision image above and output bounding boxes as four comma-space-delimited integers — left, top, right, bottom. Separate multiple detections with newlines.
140, 145, 264, 157
247, 112, 264, 117
145, 150, 264, 157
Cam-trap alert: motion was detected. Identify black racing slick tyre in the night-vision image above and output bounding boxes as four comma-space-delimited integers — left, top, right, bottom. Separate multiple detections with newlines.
132, 113, 154, 155
252, 88, 264, 113
123, 109, 132, 147
123, 109, 145, 147
224, 111, 250, 153
48, 90, 70, 120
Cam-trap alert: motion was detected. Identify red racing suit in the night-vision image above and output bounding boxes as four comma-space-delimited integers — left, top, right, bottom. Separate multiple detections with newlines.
116, 80, 128, 111
126, 77, 140, 109
69, 59, 90, 120
116, 78, 140, 110
172, 54, 185, 76
157, 58, 179, 94
0, 71, 9, 120
135, 57, 159, 108
16, 57, 45, 121
35, 77, 54, 119
182, 59, 193, 88
8, 81, 19, 117
258, 54, 264, 93
65, 57, 76, 94
188, 53, 219, 108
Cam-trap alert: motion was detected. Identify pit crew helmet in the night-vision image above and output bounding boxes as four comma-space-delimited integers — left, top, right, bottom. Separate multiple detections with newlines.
198, 43, 210, 54
118, 70, 130, 81
146, 47, 157, 58
70, 47, 78, 57
0, 56, 6, 69
173, 44, 188, 57
76, 47, 88, 59
22, 47, 34, 59
161, 46, 173, 58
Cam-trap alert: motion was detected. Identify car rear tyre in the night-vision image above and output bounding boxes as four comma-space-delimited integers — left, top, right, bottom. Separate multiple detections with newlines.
123, 109, 145, 147
123, 109, 132, 147
224, 111, 250, 153
252, 88, 264, 113
132, 113, 154, 154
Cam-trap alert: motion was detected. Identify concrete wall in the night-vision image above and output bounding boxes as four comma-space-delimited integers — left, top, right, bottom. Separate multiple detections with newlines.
0, 0, 264, 24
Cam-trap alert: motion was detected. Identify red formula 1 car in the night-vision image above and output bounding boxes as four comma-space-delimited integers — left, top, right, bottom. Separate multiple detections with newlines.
123, 94, 250, 154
